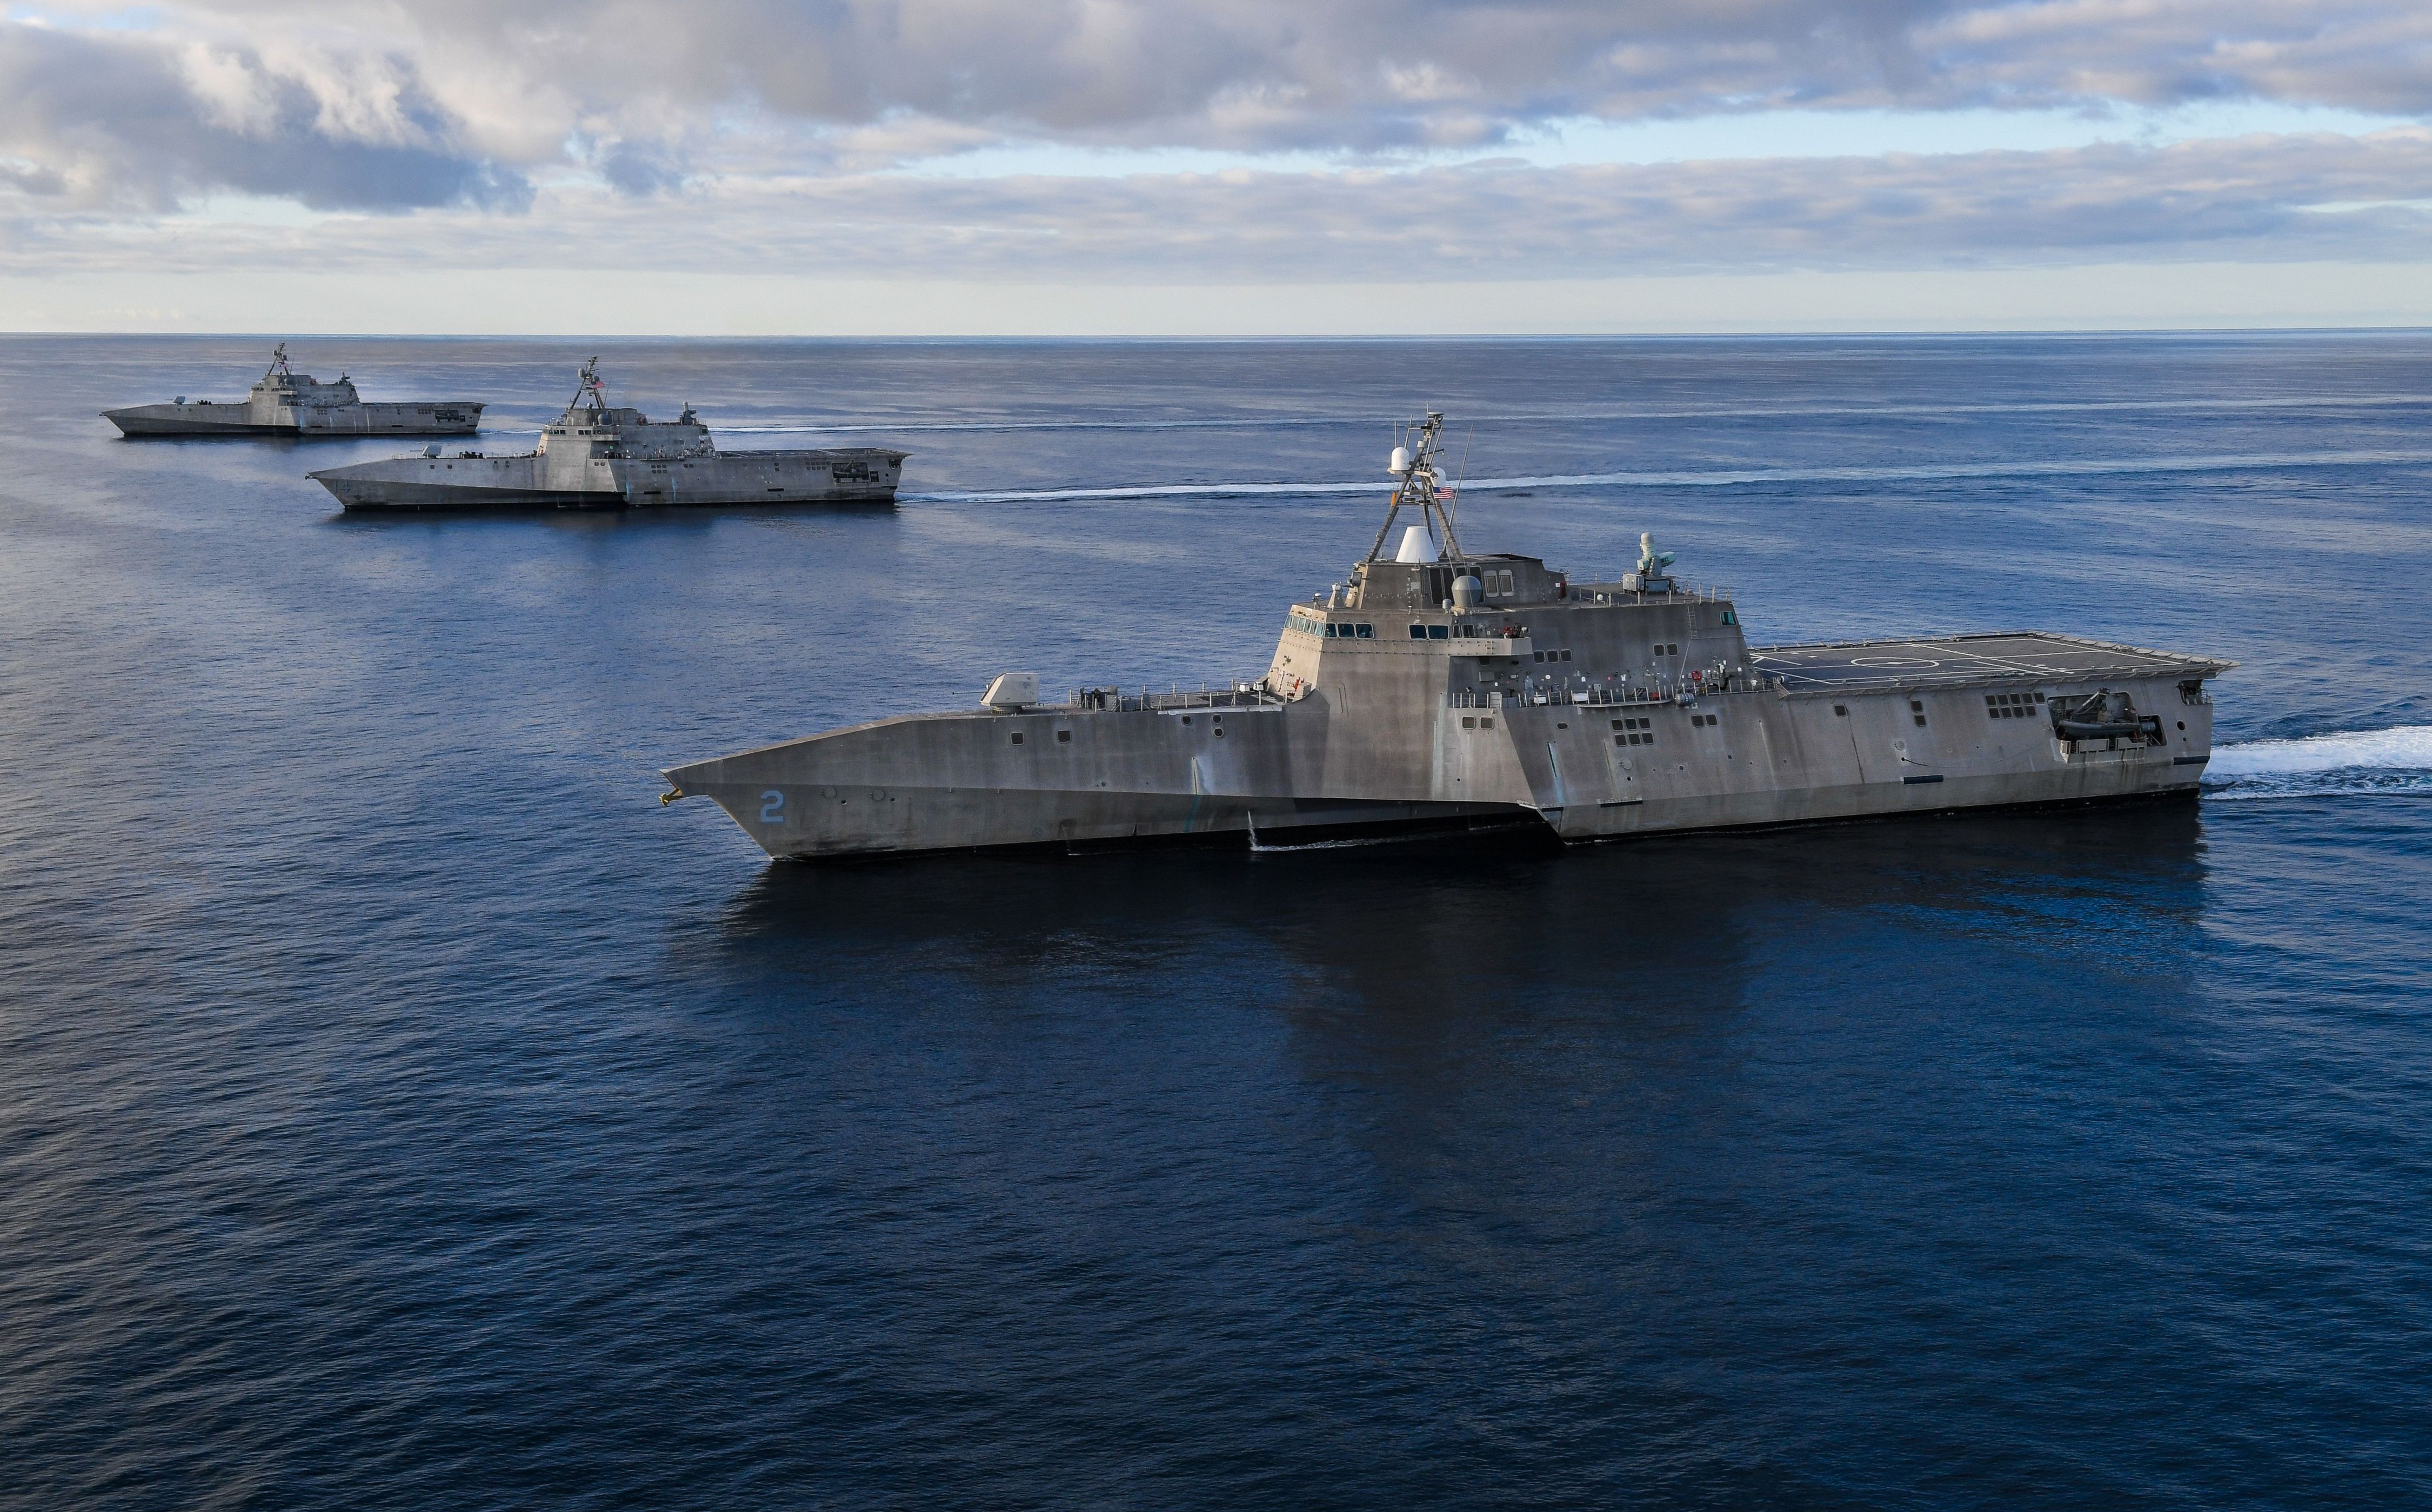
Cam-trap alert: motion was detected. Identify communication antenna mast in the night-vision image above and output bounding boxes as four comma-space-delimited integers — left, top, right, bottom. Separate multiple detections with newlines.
570, 357, 609, 413
1362, 411, 1465, 563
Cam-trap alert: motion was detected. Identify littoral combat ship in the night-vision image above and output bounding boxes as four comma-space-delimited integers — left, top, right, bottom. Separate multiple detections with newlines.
661, 413, 2232, 859
309, 359, 906, 512
104, 345, 482, 438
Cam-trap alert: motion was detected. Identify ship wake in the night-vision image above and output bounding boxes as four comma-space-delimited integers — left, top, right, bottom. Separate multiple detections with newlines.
905, 450, 2432, 507
2202, 725, 2432, 800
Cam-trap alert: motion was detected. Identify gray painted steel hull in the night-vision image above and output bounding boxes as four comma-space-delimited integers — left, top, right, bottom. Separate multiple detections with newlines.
664, 632, 2226, 861
104, 400, 482, 438
311, 447, 903, 511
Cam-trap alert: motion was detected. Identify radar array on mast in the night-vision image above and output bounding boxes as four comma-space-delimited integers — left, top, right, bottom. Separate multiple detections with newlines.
1363, 411, 1464, 564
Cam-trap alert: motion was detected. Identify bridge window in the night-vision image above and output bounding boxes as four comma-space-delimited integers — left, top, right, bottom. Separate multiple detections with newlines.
1428, 624, 1449, 640
1409, 623, 1427, 639
1357, 623, 1374, 639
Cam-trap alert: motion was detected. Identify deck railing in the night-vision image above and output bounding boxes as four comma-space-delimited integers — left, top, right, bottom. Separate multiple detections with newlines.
1574, 581, 1733, 605
1064, 682, 1284, 713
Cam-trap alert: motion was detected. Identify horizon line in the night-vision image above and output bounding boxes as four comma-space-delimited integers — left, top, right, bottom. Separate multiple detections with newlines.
8, 325, 2432, 343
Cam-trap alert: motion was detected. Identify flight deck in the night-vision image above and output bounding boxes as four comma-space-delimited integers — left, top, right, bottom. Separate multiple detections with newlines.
1749, 632, 2228, 691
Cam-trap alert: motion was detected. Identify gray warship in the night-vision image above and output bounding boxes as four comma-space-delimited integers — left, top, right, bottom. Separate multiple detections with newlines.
661, 412, 2231, 860
308, 359, 906, 512
103, 345, 482, 438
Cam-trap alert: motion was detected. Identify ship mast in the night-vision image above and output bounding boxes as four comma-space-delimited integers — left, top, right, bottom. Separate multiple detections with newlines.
264, 343, 292, 382
569, 357, 609, 414
1361, 411, 1464, 564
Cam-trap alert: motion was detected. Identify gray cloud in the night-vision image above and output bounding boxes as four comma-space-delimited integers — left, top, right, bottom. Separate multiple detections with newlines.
13, 131, 2428, 282
6, 0, 2430, 285
184, 0, 2432, 150
0, 21, 527, 211
15, 2, 2432, 192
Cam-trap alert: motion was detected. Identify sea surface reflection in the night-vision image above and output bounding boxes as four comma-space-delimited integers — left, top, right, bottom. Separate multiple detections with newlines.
4, 334, 2427, 1509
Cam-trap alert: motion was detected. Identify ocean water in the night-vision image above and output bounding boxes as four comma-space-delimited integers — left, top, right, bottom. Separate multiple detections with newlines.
2, 333, 2428, 1509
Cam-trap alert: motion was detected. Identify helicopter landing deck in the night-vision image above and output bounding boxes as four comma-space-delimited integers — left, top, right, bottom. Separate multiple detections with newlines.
1749, 632, 2226, 692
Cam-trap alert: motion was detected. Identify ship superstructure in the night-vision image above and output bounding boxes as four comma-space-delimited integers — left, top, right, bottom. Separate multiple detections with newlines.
103, 345, 482, 438
307, 359, 905, 512
662, 412, 2231, 859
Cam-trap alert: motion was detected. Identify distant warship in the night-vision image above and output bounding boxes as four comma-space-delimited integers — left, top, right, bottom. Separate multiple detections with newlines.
103, 345, 482, 438
661, 412, 2232, 860
308, 359, 906, 512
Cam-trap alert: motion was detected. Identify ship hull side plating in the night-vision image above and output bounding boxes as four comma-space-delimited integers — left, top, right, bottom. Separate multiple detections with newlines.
105, 400, 482, 438
664, 647, 2221, 860
311, 449, 905, 511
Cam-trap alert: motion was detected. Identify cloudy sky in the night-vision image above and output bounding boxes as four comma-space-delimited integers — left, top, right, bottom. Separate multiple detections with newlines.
2, 1, 2428, 333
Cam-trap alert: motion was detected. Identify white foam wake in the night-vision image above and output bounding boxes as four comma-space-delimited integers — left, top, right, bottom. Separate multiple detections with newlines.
2203, 726, 2432, 800
904, 449, 2432, 506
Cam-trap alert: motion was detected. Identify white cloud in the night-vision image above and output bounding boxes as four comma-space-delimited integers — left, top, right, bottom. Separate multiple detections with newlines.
3, 0, 2429, 326
11, 129, 2429, 283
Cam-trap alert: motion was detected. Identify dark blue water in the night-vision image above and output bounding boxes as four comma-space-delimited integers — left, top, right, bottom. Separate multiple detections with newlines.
3, 334, 2428, 1509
